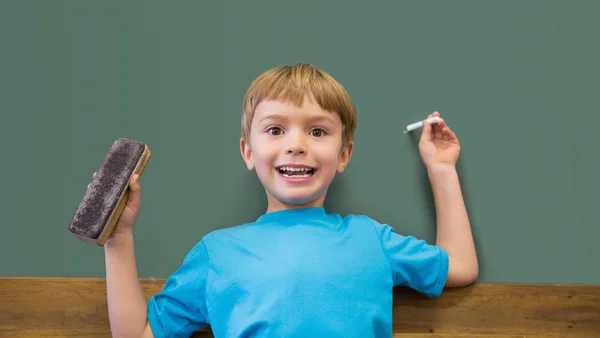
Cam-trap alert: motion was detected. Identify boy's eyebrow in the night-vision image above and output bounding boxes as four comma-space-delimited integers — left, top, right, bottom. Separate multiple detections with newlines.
310, 115, 337, 125
258, 113, 337, 125
257, 114, 281, 123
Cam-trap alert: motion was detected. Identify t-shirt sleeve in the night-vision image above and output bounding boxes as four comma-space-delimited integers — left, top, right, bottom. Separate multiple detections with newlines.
373, 220, 449, 297
147, 240, 210, 338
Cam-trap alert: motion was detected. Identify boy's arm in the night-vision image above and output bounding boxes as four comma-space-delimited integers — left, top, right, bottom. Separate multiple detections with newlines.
418, 112, 478, 287
104, 227, 210, 338
105, 230, 154, 338
99, 173, 206, 338
428, 165, 478, 287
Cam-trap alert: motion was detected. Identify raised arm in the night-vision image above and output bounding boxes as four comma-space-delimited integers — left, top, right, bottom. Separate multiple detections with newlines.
105, 230, 154, 338
102, 174, 154, 337
418, 112, 478, 287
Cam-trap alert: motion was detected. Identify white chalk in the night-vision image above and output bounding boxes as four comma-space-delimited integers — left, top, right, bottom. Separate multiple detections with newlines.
404, 116, 441, 133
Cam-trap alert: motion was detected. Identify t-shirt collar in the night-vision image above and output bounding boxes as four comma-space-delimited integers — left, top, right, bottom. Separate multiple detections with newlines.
255, 207, 327, 224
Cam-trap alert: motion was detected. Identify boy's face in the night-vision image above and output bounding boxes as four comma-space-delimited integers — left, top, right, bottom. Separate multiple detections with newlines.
240, 95, 353, 212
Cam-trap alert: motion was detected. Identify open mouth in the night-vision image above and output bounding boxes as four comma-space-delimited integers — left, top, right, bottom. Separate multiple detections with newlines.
276, 166, 315, 178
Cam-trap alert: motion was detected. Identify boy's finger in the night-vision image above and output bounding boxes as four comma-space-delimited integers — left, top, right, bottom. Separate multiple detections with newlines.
419, 119, 432, 144
437, 117, 447, 128
438, 118, 448, 135
127, 175, 141, 206
433, 120, 442, 139
440, 120, 457, 141
130, 174, 140, 190
443, 127, 451, 141
445, 127, 459, 143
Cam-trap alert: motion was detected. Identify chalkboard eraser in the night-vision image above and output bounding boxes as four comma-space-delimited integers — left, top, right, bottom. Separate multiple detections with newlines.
404, 116, 441, 133
68, 138, 151, 246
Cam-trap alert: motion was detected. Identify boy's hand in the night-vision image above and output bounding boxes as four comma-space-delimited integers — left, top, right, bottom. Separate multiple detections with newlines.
418, 111, 461, 171
88, 172, 142, 238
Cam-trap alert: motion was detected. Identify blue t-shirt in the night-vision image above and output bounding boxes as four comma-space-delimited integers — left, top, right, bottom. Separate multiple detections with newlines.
147, 207, 448, 338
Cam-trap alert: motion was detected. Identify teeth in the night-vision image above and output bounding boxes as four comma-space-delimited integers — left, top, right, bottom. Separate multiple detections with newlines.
282, 173, 311, 178
278, 166, 314, 178
279, 167, 311, 171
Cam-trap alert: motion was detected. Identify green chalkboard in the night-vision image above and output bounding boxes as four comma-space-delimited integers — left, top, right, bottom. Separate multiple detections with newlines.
0, 0, 598, 284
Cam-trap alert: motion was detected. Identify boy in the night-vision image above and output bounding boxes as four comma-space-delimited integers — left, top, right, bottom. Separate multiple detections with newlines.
100, 63, 478, 338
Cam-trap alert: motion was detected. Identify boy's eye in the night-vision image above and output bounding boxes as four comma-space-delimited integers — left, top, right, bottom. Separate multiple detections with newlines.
310, 128, 326, 137
267, 127, 283, 135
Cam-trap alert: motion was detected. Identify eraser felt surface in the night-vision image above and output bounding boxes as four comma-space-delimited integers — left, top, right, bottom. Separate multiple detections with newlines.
68, 138, 146, 240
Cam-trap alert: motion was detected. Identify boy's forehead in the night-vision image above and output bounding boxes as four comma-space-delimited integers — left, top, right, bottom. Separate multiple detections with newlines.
255, 98, 300, 112
254, 99, 339, 122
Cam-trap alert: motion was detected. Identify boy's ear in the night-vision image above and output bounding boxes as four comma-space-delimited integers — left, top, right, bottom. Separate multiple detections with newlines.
337, 140, 354, 173
240, 137, 255, 171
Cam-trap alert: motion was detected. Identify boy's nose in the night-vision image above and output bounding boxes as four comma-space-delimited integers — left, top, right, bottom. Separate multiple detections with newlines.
285, 133, 307, 155
286, 142, 306, 155
286, 146, 306, 155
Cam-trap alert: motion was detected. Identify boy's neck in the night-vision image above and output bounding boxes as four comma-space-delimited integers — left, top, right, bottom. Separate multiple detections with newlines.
265, 194, 326, 214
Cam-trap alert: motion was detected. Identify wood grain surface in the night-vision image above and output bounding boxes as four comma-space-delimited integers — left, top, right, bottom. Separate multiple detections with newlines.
1, 277, 598, 337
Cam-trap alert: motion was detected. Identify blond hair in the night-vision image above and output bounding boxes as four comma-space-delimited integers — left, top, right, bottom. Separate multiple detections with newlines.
241, 63, 356, 148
